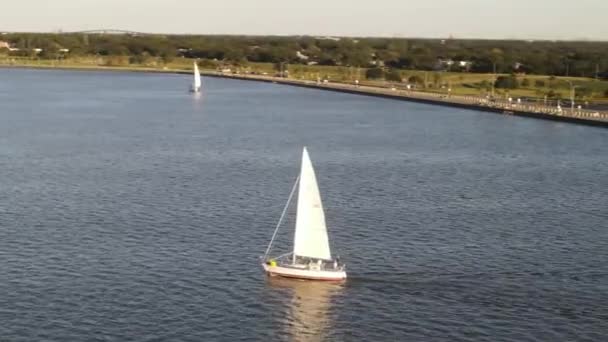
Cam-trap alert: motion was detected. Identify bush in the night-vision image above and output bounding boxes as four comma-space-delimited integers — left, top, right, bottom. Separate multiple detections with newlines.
385, 70, 402, 82
534, 80, 546, 87
432, 72, 442, 86
547, 90, 561, 99
576, 87, 592, 97
105, 56, 129, 66
408, 75, 424, 85
494, 75, 519, 89
198, 59, 218, 69
604, 89, 608, 97
521, 78, 530, 87
160, 52, 175, 64
129, 52, 152, 65
365, 67, 384, 80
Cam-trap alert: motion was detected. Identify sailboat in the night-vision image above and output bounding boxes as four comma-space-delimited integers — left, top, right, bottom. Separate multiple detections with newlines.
262, 147, 347, 281
190, 62, 201, 93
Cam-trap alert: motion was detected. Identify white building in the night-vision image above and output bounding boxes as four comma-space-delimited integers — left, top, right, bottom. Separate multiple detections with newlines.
314, 36, 341, 41
296, 51, 309, 60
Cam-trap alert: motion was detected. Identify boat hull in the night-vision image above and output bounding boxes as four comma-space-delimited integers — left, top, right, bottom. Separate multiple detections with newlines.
262, 263, 347, 281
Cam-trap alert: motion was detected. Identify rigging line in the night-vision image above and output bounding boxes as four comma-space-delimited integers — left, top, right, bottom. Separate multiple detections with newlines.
263, 175, 300, 260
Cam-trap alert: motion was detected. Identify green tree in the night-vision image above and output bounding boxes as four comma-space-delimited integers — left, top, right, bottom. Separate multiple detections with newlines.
3, 32, 608, 78
343, 47, 372, 67
274, 62, 288, 77
376, 49, 400, 67
224, 48, 246, 63
489, 48, 504, 73
432, 73, 442, 87
160, 49, 176, 64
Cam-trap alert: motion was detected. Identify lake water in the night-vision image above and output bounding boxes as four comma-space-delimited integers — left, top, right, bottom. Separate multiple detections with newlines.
1, 68, 607, 341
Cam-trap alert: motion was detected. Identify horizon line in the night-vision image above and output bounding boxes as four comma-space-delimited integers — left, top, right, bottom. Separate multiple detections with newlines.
1, 29, 608, 43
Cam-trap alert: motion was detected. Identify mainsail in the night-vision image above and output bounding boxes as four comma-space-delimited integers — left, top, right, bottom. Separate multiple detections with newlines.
193, 62, 201, 90
293, 147, 332, 260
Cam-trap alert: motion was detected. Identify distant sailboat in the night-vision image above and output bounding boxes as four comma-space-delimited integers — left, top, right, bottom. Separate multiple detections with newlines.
262, 147, 347, 281
190, 62, 201, 93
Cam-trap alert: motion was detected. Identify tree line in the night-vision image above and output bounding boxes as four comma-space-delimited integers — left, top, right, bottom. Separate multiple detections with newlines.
1, 33, 607, 78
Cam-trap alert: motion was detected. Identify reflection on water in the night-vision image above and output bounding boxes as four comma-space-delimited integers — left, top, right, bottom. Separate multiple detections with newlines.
191, 91, 204, 109
267, 277, 344, 342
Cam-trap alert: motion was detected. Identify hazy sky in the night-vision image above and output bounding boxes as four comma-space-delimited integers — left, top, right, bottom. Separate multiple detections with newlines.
2, 0, 607, 40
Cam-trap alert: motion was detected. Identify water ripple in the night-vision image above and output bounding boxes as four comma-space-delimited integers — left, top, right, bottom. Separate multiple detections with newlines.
1, 69, 607, 341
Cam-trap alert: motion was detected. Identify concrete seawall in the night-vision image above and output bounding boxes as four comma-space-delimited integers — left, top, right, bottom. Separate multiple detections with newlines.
206, 73, 608, 129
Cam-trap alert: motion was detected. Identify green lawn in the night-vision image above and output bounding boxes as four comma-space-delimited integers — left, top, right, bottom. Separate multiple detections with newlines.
3, 55, 607, 102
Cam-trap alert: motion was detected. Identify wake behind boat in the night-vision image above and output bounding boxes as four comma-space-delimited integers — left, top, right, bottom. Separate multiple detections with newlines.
190, 62, 201, 93
262, 147, 347, 281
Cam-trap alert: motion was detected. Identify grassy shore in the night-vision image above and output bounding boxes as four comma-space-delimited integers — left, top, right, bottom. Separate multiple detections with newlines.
3, 55, 607, 127
2, 55, 608, 103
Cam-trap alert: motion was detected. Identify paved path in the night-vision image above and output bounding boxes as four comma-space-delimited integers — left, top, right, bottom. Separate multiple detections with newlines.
208, 72, 608, 125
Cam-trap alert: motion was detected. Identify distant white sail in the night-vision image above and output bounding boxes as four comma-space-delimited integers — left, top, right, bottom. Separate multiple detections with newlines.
293, 147, 332, 260
192, 62, 201, 91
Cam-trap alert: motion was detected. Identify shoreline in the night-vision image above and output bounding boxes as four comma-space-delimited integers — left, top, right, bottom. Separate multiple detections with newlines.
3, 64, 608, 128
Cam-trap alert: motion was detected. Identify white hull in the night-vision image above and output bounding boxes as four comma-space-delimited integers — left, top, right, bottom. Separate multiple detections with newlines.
262, 263, 346, 281
262, 148, 347, 283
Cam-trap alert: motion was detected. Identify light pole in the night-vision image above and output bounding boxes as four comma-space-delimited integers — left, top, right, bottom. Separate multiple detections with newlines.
566, 80, 579, 113
491, 62, 497, 98
447, 80, 452, 98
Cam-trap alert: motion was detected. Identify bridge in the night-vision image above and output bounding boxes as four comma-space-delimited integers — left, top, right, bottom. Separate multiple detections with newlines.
69, 29, 148, 35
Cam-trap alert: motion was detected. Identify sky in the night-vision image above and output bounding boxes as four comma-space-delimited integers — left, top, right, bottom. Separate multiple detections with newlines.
1, 0, 607, 40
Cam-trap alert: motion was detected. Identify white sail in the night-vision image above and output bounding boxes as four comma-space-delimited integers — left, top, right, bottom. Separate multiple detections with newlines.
193, 62, 201, 90
293, 147, 332, 260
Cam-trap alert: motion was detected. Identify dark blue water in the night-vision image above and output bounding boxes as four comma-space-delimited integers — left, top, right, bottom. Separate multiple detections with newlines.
1, 68, 607, 341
